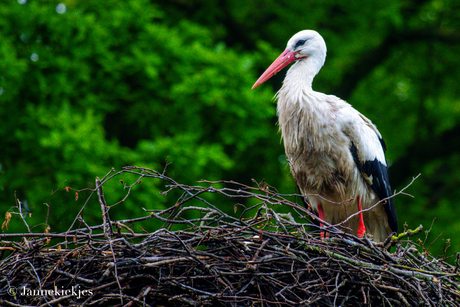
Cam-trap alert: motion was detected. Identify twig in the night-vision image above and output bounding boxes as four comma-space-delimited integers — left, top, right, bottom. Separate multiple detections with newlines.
1, 167, 458, 307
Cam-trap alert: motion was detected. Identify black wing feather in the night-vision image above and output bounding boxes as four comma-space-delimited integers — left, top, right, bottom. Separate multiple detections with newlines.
350, 141, 398, 233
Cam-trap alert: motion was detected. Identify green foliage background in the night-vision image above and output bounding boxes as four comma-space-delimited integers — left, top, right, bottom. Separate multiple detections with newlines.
1, 0, 460, 257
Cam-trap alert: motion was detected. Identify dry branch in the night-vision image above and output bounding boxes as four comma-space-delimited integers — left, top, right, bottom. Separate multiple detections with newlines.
1, 166, 459, 306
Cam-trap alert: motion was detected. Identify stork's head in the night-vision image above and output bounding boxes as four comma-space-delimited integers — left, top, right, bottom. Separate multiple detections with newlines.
252, 30, 327, 89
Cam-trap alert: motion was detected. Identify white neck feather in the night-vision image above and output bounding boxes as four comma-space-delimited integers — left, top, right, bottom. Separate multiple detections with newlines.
276, 55, 330, 154
284, 55, 325, 90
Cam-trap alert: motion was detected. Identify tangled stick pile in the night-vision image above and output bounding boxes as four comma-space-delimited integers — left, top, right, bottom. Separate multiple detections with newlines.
1, 167, 459, 306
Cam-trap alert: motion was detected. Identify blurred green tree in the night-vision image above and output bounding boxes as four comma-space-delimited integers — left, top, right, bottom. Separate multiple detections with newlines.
0, 0, 281, 233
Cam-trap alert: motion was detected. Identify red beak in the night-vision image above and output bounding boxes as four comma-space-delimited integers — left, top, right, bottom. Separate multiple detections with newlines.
252, 50, 298, 89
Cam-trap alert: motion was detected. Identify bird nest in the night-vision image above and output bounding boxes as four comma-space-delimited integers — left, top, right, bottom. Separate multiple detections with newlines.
1, 166, 459, 306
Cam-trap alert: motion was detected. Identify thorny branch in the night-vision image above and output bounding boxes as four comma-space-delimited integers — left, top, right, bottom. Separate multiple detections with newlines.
0, 166, 459, 307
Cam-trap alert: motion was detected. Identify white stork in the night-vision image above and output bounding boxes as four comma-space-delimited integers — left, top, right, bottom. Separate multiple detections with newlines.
252, 30, 398, 241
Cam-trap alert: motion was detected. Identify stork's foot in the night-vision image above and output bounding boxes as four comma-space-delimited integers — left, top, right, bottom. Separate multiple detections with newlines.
357, 224, 366, 238
320, 229, 330, 240
318, 204, 329, 239
357, 196, 366, 238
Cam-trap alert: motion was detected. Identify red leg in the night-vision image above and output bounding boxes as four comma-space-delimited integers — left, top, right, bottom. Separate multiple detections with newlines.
357, 196, 366, 238
317, 203, 327, 239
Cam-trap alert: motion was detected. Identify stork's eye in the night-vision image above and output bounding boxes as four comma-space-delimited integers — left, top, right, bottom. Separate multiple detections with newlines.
295, 39, 306, 48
